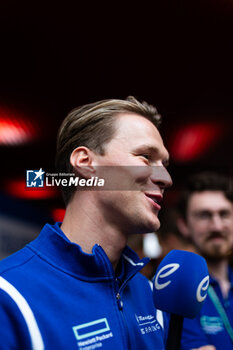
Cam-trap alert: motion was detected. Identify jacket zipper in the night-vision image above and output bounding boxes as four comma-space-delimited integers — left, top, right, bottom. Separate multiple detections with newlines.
115, 282, 132, 350
96, 245, 138, 349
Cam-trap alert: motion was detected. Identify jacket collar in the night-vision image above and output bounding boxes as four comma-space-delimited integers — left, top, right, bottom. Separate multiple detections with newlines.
28, 222, 149, 282
210, 266, 233, 289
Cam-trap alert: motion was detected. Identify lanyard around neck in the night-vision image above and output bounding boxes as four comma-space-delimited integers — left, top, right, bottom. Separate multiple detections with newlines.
208, 285, 233, 343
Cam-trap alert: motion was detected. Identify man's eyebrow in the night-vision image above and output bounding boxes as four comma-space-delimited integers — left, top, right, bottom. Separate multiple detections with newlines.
193, 209, 212, 214
133, 145, 161, 153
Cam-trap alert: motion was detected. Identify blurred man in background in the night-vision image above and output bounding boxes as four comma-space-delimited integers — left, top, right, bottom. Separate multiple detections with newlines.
177, 172, 233, 350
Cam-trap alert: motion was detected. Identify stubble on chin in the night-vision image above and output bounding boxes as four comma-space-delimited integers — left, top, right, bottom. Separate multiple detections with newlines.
200, 243, 230, 262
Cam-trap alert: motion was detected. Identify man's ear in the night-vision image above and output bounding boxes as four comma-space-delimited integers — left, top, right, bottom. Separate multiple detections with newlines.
70, 146, 96, 178
176, 216, 190, 237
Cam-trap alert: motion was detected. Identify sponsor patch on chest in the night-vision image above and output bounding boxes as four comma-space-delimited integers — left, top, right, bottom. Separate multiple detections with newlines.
200, 315, 224, 334
135, 313, 161, 336
72, 318, 113, 349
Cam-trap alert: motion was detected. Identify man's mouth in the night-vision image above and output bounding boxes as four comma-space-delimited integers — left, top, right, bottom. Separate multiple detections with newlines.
207, 233, 225, 241
144, 193, 162, 210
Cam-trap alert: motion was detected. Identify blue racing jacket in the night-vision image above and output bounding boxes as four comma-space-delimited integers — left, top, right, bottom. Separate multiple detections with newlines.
0, 222, 166, 349
181, 267, 233, 350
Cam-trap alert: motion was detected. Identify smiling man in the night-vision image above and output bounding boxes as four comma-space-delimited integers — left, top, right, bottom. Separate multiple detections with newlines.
0, 96, 173, 349
177, 172, 233, 350
60, 111, 172, 266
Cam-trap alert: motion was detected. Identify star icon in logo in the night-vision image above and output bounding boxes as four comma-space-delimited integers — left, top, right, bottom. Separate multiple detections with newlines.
33, 168, 45, 181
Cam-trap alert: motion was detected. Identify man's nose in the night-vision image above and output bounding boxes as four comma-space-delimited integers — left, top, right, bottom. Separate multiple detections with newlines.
210, 214, 224, 231
150, 165, 173, 189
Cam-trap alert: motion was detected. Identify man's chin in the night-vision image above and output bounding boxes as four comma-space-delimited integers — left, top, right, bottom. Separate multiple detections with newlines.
147, 218, 160, 233
201, 249, 228, 262
133, 215, 160, 234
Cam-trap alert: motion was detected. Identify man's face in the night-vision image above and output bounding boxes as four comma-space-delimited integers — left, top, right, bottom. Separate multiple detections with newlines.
185, 191, 233, 260
94, 113, 172, 235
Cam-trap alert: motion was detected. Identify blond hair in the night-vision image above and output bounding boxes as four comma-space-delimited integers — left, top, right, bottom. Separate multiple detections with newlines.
56, 96, 161, 205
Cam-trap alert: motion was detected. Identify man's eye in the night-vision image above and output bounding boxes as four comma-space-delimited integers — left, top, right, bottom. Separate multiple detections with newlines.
140, 154, 150, 160
195, 212, 211, 220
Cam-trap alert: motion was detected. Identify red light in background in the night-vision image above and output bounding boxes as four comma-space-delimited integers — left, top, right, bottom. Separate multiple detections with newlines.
5, 179, 58, 200
0, 107, 37, 145
52, 208, 65, 222
169, 122, 224, 162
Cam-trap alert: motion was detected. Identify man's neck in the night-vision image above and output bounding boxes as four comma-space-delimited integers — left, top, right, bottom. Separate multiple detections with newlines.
61, 193, 128, 270
207, 259, 230, 298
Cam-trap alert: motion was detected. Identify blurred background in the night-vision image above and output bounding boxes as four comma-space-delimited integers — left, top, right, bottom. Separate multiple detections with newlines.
0, 1, 232, 272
